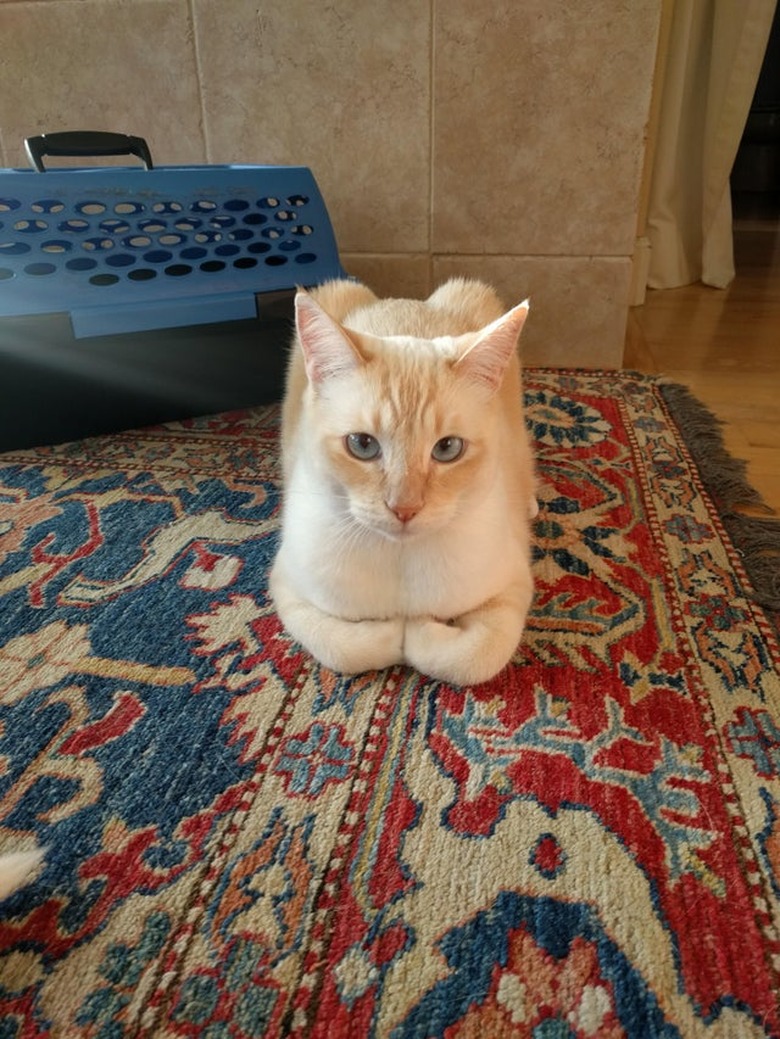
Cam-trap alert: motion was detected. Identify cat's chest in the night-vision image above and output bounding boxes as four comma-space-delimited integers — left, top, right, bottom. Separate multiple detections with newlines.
286, 494, 518, 619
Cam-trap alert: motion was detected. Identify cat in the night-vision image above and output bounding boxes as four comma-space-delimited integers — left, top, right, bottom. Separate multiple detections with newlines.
0, 847, 45, 899
269, 277, 536, 686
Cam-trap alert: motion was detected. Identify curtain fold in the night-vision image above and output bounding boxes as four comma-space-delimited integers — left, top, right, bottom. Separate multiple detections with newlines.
646, 0, 776, 289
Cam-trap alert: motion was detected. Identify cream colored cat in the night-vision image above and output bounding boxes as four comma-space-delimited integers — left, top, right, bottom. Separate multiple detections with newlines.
269, 278, 536, 685
0, 847, 45, 899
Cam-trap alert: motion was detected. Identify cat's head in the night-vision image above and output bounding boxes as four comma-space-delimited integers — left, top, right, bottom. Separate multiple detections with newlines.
294, 289, 529, 541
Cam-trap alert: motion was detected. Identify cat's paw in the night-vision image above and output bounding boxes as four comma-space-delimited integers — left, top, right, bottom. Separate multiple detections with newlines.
326, 616, 405, 674
271, 567, 404, 675
403, 616, 479, 685
404, 593, 528, 686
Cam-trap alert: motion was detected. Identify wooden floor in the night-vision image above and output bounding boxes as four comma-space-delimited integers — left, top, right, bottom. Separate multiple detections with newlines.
624, 225, 780, 517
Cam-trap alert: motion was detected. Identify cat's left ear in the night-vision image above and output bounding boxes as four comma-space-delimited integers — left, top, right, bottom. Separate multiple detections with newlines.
454, 300, 529, 392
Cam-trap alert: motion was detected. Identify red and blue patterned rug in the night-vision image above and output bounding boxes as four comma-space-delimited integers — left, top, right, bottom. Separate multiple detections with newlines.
1, 369, 779, 1038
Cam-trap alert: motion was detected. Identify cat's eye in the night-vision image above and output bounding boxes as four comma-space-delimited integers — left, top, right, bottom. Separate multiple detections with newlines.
345, 432, 381, 461
431, 436, 465, 463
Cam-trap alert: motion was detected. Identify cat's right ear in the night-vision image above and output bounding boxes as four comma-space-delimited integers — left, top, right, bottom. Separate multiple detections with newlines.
295, 291, 364, 386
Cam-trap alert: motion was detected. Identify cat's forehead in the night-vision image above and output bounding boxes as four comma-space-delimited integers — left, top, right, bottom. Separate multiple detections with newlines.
316, 331, 482, 435
376, 333, 462, 359
373, 375, 437, 433
368, 347, 458, 429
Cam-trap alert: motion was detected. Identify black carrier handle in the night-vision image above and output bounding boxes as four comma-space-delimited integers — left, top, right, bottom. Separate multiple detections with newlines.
25, 131, 154, 172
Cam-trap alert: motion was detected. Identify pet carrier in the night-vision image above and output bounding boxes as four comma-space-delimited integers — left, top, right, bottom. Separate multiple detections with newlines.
0, 131, 346, 449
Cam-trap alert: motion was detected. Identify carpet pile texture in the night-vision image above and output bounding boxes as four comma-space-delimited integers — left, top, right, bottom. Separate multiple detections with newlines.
0, 369, 779, 1038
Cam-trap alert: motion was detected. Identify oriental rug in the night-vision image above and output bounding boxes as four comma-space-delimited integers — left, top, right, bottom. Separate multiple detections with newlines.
0, 369, 779, 1038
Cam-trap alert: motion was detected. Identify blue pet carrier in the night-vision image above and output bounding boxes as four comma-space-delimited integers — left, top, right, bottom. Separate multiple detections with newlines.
0, 131, 346, 449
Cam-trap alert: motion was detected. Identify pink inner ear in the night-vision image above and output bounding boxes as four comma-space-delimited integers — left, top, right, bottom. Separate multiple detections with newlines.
295, 292, 364, 384
455, 300, 530, 391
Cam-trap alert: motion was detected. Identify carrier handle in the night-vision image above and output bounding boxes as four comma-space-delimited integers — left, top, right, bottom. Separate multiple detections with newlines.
24, 131, 154, 172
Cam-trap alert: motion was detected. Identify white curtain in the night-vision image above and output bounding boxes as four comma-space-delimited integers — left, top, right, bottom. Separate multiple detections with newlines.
646, 0, 777, 289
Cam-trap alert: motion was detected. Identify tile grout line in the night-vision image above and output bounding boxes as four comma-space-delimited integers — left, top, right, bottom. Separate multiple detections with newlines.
187, 0, 210, 163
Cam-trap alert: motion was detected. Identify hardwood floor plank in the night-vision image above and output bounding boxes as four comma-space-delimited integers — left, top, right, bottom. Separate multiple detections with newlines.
625, 228, 780, 517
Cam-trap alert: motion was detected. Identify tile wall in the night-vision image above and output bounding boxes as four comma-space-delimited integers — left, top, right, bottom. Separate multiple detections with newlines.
0, 0, 661, 366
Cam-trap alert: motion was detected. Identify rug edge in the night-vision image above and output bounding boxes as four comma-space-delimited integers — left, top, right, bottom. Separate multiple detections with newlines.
658, 380, 780, 623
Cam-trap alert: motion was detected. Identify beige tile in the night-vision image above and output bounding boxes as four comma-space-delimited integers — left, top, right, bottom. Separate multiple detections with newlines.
432, 0, 660, 257
0, 0, 205, 169
433, 255, 631, 368
340, 254, 432, 300
193, 0, 431, 255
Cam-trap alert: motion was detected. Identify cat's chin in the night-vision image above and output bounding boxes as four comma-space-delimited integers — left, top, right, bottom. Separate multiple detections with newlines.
352, 512, 429, 543
363, 521, 417, 543
379, 525, 419, 543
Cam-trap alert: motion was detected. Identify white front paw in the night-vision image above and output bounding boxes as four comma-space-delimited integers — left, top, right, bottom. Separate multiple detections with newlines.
404, 609, 521, 686
326, 616, 405, 674
404, 617, 463, 683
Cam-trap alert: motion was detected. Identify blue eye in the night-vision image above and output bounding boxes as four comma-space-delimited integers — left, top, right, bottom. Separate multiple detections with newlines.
345, 432, 381, 460
432, 436, 465, 463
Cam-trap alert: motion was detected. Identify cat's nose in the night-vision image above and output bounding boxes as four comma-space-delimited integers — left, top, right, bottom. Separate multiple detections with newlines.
388, 504, 420, 524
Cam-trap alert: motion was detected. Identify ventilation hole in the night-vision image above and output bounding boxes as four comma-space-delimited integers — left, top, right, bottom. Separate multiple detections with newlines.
0, 268, 13, 280
209, 216, 235, 230
290, 225, 313, 236
128, 268, 156, 281
89, 273, 120, 286
279, 239, 300, 252
262, 227, 282, 240
124, 235, 152, 249
0, 199, 21, 213
32, 199, 65, 214
164, 264, 192, 277
139, 219, 167, 234
153, 201, 183, 214
24, 262, 56, 276
224, 199, 250, 211
60, 219, 89, 233
66, 258, 98, 271
158, 233, 185, 246
180, 246, 208, 260
257, 197, 279, 208
275, 210, 297, 221
247, 241, 271, 254
105, 253, 135, 268
228, 229, 254, 242
200, 260, 225, 273
14, 219, 48, 233
77, 201, 106, 215
42, 240, 72, 253
115, 201, 145, 215
194, 231, 222, 244
242, 212, 267, 226
215, 244, 240, 257
83, 238, 114, 252
100, 219, 131, 234
143, 249, 173, 264
191, 200, 217, 213
233, 257, 257, 270
175, 218, 201, 231
264, 255, 287, 266
0, 242, 31, 255
295, 252, 317, 264
286, 194, 309, 206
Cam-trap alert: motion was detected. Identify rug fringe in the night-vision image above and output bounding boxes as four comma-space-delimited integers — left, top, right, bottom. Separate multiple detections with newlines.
659, 381, 780, 617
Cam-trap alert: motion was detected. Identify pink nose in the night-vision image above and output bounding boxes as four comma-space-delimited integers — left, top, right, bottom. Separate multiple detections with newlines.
389, 505, 419, 524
